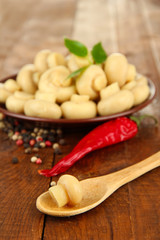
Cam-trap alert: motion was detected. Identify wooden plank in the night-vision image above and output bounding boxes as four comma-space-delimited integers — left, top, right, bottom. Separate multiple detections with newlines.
0, 0, 77, 239
115, 0, 160, 239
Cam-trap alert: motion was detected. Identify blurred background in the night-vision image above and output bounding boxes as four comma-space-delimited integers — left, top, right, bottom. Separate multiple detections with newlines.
0, 0, 159, 81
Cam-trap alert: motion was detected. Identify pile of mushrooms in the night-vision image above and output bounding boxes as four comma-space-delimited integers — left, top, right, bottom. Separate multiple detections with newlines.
0, 50, 150, 119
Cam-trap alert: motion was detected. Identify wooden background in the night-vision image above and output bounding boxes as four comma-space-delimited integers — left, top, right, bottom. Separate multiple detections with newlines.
0, 0, 160, 239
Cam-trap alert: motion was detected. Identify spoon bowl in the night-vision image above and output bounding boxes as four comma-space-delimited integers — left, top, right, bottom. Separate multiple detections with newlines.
36, 151, 160, 217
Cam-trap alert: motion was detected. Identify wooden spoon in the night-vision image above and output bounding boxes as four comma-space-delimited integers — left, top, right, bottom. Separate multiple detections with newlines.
36, 151, 160, 217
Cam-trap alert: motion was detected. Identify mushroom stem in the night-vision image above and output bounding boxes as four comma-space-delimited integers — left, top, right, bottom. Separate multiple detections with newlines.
49, 184, 69, 207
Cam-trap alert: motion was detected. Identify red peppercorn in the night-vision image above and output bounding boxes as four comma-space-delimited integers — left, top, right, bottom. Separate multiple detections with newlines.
29, 139, 36, 146
16, 139, 24, 146
45, 140, 52, 147
36, 158, 42, 164
21, 129, 27, 134
36, 136, 43, 142
15, 131, 20, 136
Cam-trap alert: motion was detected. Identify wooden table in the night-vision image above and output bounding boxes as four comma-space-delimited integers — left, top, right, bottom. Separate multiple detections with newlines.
0, 0, 160, 239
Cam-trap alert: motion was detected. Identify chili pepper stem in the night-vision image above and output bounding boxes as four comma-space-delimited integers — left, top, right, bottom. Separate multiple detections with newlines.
130, 114, 158, 128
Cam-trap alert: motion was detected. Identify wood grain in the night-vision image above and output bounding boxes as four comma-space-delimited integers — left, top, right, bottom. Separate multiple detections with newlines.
0, 0, 160, 239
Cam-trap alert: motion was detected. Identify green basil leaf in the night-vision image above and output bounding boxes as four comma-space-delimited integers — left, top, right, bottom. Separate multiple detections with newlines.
64, 38, 88, 57
66, 66, 88, 80
91, 42, 107, 64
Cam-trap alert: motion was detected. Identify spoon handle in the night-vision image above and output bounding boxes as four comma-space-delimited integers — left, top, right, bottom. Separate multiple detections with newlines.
107, 151, 160, 187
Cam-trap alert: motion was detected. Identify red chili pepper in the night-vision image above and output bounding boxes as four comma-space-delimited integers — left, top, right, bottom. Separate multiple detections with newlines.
38, 117, 138, 177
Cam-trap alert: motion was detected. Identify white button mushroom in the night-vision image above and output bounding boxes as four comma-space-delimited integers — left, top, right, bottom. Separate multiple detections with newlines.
0, 87, 12, 103
61, 94, 97, 119
4, 79, 21, 93
76, 65, 107, 100
47, 52, 66, 68
35, 90, 56, 103
67, 53, 93, 72
16, 64, 37, 94
97, 90, 134, 116
34, 49, 51, 73
6, 95, 27, 113
100, 82, 120, 100
49, 174, 82, 207
38, 66, 76, 103
126, 64, 136, 82
24, 99, 62, 119
5, 91, 34, 114
104, 53, 128, 87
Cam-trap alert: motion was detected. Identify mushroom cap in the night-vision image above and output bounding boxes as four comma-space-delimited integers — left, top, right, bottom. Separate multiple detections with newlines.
4, 79, 21, 93
6, 95, 26, 113
0, 87, 12, 103
97, 89, 134, 116
34, 49, 51, 73
47, 52, 66, 68
58, 175, 82, 206
16, 64, 37, 94
104, 53, 128, 87
24, 99, 62, 119
76, 65, 107, 100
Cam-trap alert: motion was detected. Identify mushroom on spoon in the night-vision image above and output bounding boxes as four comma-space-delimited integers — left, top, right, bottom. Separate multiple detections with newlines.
36, 151, 160, 217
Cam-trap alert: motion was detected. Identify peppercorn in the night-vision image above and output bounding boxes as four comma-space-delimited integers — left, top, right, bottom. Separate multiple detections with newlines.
31, 132, 36, 137
33, 147, 39, 152
45, 140, 52, 147
33, 127, 39, 133
36, 158, 42, 164
8, 131, 14, 138
36, 136, 43, 142
53, 143, 59, 149
29, 139, 36, 146
39, 142, 46, 148
25, 147, 32, 154
16, 139, 23, 146
59, 138, 66, 145
12, 157, 19, 164
50, 181, 56, 187
43, 129, 48, 134
17, 135, 23, 140
31, 156, 37, 163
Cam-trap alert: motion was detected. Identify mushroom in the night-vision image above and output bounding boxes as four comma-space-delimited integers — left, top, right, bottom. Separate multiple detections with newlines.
47, 52, 66, 68
76, 65, 107, 100
104, 53, 128, 87
61, 94, 97, 119
100, 82, 120, 100
97, 89, 134, 116
67, 53, 93, 72
6, 95, 26, 113
38, 66, 76, 103
35, 90, 56, 103
16, 64, 37, 94
131, 77, 150, 106
5, 91, 34, 113
126, 64, 136, 82
24, 99, 62, 119
122, 75, 150, 106
0, 87, 12, 103
4, 79, 21, 93
34, 49, 51, 73
49, 174, 82, 207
